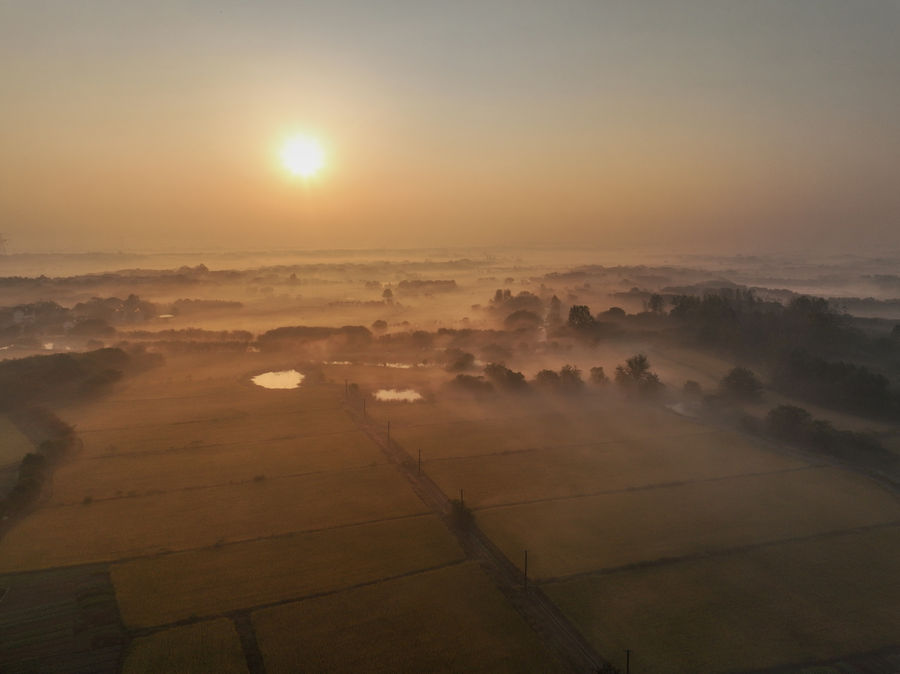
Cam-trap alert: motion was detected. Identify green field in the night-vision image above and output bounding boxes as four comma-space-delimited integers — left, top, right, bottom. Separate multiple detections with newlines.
253, 562, 565, 673
122, 618, 248, 674
546, 525, 900, 673
112, 515, 463, 628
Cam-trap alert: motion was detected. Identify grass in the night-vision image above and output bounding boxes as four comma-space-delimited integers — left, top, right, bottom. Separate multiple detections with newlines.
0, 463, 428, 572
477, 466, 900, 578
111, 514, 464, 628
545, 525, 900, 673
0, 415, 33, 466
253, 562, 565, 673
122, 618, 248, 674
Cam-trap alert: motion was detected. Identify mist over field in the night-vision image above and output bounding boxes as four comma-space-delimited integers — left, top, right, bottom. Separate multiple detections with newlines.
1, 247, 898, 673
2, 0, 900, 671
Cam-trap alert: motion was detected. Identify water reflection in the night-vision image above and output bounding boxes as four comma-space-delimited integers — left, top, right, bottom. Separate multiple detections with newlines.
252, 370, 304, 389
374, 388, 423, 402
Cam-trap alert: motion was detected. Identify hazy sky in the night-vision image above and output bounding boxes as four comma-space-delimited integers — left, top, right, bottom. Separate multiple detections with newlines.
1, 1, 898, 253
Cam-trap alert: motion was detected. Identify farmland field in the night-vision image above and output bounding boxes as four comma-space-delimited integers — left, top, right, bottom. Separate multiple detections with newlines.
253, 561, 565, 673
48, 429, 382, 505
477, 466, 900, 579
122, 619, 248, 674
546, 525, 900, 673
0, 565, 126, 674
0, 463, 429, 571
425, 428, 805, 509
111, 514, 463, 628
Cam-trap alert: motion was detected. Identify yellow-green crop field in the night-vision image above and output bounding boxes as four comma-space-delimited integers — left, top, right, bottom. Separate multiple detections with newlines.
477, 466, 900, 579
112, 514, 463, 628
546, 525, 900, 673
253, 561, 565, 673
122, 618, 248, 674
0, 463, 428, 571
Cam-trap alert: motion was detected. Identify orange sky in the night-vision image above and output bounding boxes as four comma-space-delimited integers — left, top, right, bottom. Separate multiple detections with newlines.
1, 2, 898, 253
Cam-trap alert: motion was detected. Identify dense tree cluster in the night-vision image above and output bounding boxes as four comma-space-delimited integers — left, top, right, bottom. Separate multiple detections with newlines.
483, 363, 529, 391
719, 367, 764, 402
763, 404, 894, 468
771, 349, 897, 418
0, 347, 160, 411
0, 409, 77, 520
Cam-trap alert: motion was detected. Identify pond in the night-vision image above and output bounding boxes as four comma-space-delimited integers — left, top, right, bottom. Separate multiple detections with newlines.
251, 370, 305, 389
374, 388, 423, 402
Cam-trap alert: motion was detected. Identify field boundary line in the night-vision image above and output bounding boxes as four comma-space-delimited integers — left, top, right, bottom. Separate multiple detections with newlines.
44, 460, 393, 508
74, 404, 346, 434
127, 558, 469, 638
733, 644, 900, 674
539, 519, 900, 585
345, 398, 608, 673
471, 464, 825, 512
79, 427, 368, 461
0, 512, 436, 576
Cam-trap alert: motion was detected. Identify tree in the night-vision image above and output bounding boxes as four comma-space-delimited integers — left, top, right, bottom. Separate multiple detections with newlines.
720, 367, 763, 401
534, 369, 561, 388
444, 348, 475, 372
568, 305, 595, 330
382, 288, 393, 303
559, 364, 584, 392
546, 295, 563, 331
615, 354, 663, 396
589, 366, 607, 385
484, 363, 528, 391
648, 293, 665, 314
683, 380, 702, 397
504, 310, 542, 330
766, 405, 811, 441
615, 354, 651, 382
450, 374, 494, 394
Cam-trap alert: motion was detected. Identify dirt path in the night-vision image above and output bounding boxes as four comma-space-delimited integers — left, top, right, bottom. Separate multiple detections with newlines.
346, 401, 608, 673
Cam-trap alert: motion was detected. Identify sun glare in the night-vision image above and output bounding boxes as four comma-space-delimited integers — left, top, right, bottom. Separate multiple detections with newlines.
281, 135, 325, 178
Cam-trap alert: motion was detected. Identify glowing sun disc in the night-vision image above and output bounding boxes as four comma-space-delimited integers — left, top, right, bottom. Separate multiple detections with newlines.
281, 136, 324, 177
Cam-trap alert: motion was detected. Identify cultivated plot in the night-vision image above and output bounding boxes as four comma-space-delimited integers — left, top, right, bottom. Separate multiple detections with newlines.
476, 467, 900, 579
546, 525, 900, 673
0, 463, 428, 571
425, 429, 805, 509
111, 514, 463, 628
49, 430, 381, 505
253, 562, 565, 673
122, 618, 248, 674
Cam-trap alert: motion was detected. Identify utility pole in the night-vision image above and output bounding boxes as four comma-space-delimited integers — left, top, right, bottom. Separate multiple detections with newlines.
524, 549, 528, 592
459, 488, 464, 507
625, 649, 630, 674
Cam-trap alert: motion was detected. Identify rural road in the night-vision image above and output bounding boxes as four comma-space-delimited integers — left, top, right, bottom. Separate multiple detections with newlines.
346, 400, 610, 673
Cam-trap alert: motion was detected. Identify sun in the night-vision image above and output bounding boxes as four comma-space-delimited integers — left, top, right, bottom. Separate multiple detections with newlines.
281, 135, 325, 178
